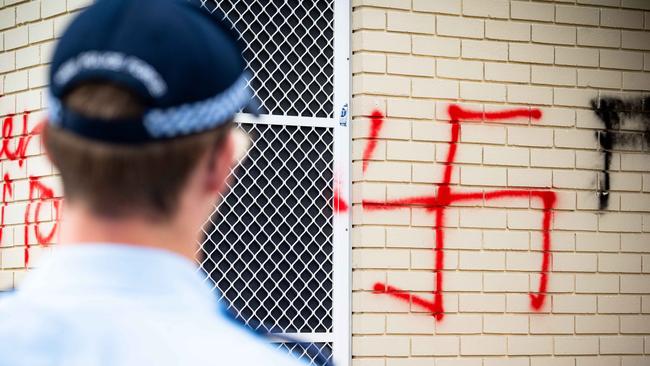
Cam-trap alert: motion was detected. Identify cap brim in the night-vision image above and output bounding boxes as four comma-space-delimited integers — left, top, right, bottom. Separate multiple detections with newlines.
242, 95, 262, 117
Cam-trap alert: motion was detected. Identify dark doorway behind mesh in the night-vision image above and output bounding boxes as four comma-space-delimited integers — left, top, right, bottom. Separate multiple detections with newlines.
200, 123, 335, 333
199, 0, 335, 118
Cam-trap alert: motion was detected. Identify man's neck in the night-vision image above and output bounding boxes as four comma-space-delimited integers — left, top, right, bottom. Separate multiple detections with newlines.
58, 204, 199, 262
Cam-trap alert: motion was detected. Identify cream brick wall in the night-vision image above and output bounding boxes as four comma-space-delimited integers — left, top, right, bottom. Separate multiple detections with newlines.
0, 0, 89, 290
352, 0, 650, 365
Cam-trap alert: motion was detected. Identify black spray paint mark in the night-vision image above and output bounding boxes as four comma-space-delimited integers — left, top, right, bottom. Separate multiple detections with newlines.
591, 97, 650, 209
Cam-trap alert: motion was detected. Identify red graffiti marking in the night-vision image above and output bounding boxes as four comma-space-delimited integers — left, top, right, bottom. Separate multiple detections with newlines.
23, 177, 62, 266
333, 185, 348, 214
0, 113, 60, 267
361, 110, 385, 173
0, 174, 12, 245
1, 113, 33, 167
363, 106, 557, 320
332, 170, 349, 214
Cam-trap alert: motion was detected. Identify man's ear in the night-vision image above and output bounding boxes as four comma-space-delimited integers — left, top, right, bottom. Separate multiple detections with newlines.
204, 131, 235, 195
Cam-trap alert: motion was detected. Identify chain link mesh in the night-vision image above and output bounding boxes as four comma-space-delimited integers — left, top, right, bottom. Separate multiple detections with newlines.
277, 342, 333, 366
195, 0, 339, 356
200, 123, 335, 333
198, 0, 335, 118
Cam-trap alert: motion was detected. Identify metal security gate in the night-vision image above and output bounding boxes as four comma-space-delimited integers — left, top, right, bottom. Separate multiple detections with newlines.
196, 1, 350, 365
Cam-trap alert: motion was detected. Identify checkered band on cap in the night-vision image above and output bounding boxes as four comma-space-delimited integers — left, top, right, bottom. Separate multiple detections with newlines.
143, 74, 252, 138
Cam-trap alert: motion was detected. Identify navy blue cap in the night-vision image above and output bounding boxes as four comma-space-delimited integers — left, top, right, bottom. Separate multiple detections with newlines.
48, 0, 259, 144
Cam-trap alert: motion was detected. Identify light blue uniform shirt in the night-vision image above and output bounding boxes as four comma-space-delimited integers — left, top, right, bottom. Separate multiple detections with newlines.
0, 244, 305, 366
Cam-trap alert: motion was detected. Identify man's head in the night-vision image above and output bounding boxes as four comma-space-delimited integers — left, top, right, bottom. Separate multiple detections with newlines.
45, 0, 257, 224
44, 82, 233, 221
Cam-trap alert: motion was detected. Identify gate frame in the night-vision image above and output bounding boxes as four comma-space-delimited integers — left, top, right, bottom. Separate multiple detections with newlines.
229, 1, 351, 364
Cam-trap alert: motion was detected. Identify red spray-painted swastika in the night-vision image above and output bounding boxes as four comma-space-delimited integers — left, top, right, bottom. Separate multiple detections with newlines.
362, 105, 557, 320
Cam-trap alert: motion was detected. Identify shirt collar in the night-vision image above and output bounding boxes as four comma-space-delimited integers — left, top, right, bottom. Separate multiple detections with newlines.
19, 243, 218, 314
